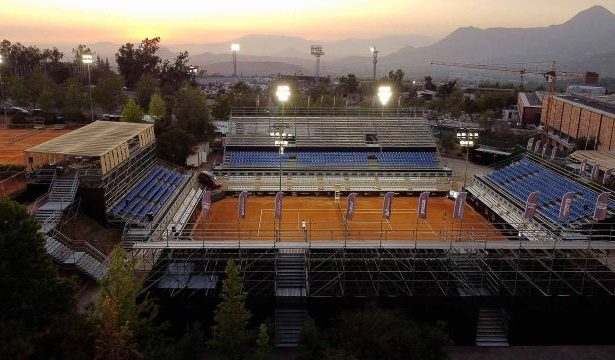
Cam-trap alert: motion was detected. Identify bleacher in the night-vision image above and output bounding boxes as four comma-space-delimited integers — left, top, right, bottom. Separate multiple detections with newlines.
111, 165, 190, 223
227, 150, 438, 169
484, 158, 614, 223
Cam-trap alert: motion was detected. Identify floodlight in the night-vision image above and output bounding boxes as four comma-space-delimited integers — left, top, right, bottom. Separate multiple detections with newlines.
82, 54, 93, 64
377, 85, 392, 106
0, 55, 3, 64
230, 43, 240, 52
370, 46, 376, 53
276, 85, 291, 103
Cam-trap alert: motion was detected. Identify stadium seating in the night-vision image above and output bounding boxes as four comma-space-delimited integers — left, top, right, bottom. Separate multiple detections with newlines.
486, 159, 613, 223
227, 150, 438, 168
111, 165, 189, 222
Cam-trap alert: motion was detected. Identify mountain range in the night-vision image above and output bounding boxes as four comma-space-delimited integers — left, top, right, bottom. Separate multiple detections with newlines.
81, 6, 615, 78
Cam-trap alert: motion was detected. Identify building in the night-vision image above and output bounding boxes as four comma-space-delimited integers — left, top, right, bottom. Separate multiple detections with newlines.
542, 93, 615, 151
516, 92, 542, 126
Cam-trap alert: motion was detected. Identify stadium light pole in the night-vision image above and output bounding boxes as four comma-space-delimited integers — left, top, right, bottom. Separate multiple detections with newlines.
370, 46, 378, 82
0, 55, 7, 125
378, 85, 392, 117
82, 54, 94, 122
274, 85, 291, 191
230, 43, 240, 77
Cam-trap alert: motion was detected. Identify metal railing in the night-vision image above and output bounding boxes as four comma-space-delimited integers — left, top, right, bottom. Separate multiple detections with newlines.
130, 219, 615, 250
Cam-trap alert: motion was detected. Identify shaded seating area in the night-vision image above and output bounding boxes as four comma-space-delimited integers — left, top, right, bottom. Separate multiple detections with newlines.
111, 165, 189, 222
227, 150, 438, 168
487, 159, 613, 223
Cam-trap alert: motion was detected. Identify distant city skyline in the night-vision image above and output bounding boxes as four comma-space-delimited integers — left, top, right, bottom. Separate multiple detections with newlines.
1, 0, 614, 45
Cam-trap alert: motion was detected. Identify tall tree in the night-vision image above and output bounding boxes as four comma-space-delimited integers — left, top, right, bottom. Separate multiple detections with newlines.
174, 87, 211, 140
424, 76, 437, 91
94, 73, 125, 113
121, 99, 144, 123
208, 260, 252, 359
0, 199, 76, 358
156, 127, 197, 165
388, 69, 405, 88
148, 93, 166, 121
159, 51, 190, 95
61, 77, 86, 122
337, 73, 359, 95
135, 73, 159, 108
115, 37, 162, 89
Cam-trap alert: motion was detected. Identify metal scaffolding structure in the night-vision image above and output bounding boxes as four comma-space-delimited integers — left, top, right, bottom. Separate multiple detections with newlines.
138, 245, 615, 298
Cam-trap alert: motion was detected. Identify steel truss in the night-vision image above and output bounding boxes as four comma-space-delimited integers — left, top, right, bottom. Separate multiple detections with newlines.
137, 247, 615, 298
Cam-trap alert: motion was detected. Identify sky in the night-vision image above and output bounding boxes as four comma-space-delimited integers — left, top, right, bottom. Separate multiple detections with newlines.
1, 0, 614, 45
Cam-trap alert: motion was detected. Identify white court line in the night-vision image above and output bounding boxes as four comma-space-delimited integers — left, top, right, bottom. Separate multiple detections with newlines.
422, 219, 440, 238
257, 209, 263, 236
384, 218, 394, 230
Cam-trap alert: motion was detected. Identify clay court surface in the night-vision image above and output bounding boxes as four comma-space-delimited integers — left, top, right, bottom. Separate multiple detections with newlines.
194, 196, 504, 242
0, 128, 73, 165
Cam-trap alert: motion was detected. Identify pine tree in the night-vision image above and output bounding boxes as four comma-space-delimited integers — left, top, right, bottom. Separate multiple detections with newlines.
208, 260, 252, 359
121, 99, 144, 123
254, 323, 272, 360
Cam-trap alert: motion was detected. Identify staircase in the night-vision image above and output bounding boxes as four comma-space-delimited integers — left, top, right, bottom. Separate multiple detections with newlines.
274, 308, 309, 348
275, 249, 307, 297
34, 173, 109, 280
274, 249, 308, 347
34, 173, 79, 233
452, 254, 491, 296
476, 307, 509, 346
45, 230, 109, 280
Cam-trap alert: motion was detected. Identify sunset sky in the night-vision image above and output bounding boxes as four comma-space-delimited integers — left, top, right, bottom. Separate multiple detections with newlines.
1, 0, 614, 44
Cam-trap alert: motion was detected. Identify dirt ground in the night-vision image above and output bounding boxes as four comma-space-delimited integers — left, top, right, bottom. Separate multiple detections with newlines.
0, 128, 72, 165
194, 195, 503, 242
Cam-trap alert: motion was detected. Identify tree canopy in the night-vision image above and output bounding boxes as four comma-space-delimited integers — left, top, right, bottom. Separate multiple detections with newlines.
121, 99, 144, 123
0, 199, 76, 358
115, 37, 162, 89
174, 87, 211, 140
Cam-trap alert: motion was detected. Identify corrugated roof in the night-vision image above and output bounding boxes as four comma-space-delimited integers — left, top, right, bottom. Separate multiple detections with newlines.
25, 121, 153, 157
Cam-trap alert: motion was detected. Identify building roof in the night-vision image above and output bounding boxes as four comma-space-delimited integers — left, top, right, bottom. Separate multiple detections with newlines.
569, 150, 615, 170
26, 121, 153, 157
556, 94, 615, 118
518, 92, 543, 107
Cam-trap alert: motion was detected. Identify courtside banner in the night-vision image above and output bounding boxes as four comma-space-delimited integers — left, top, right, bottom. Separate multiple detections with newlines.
274, 191, 283, 219
453, 192, 468, 219
418, 192, 430, 219
550, 147, 557, 161
524, 191, 540, 220
238, 191, 248, 219
202, 191, 212, 218
527, 138, 534, 152
591, 164, 600, 181
593, 192, 611, 221
558, 192, 575, 221
604, 168, 613, 185
382, 192, 395, 219
533, 139, 542, 153
580, 159, 588, 173
346, 192, 358, 220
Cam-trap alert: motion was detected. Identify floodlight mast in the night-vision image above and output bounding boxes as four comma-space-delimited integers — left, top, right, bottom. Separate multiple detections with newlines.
370, 46, 379, 82
230, 43, 240, 77
82, 54, 94, 122
310, 45, 324, 81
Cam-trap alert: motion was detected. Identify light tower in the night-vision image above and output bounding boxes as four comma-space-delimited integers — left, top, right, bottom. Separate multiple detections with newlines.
230, 43, 240, 77
370, 46, 379, 82
310, 45, 324, 80
82, 54, 94, 122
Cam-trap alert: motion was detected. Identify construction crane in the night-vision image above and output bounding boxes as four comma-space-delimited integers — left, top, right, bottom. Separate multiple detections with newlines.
431, 60, 599, 143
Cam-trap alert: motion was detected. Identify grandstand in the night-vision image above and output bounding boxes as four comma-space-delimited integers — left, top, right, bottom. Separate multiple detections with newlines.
217, 112, 451, 193
468, 153, 615, 239
25, 121, 203, 277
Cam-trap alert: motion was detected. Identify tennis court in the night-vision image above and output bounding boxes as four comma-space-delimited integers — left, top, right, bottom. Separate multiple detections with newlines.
0, 129, 73, 165
193, 195, 504, 242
